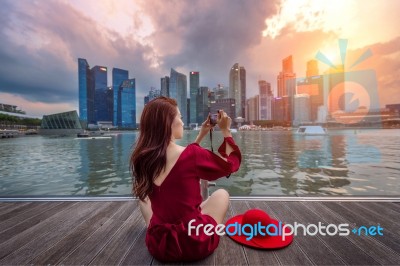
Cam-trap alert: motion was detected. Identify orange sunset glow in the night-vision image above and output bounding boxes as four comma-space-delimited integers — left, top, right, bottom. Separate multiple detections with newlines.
0, 0, 398, 118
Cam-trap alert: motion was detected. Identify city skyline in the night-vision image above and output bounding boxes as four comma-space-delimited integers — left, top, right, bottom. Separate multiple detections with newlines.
0, 0, 399, 120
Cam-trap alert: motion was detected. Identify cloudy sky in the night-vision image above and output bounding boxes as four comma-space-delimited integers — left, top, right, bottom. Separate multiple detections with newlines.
0, 0, 399, 118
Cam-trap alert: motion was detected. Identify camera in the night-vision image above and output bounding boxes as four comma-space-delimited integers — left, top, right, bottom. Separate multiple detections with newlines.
209, 111, 220, 126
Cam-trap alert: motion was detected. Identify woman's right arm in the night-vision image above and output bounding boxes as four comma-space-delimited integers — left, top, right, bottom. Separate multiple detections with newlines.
217, 111, 234, 161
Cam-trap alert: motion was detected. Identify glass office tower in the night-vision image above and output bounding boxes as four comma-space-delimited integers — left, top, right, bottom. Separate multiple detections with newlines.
78, 58, 94, 125
118, 79, 136, 128
169, 68, 188, 125
189, 71, 199, 124
91, 66, 110, 123
112, 68, 129, 126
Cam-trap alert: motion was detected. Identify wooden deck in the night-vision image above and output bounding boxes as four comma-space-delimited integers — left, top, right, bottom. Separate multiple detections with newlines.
0, 199, 399, 265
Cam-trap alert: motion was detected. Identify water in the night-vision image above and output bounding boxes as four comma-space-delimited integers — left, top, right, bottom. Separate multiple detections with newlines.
0, 129, 399, 197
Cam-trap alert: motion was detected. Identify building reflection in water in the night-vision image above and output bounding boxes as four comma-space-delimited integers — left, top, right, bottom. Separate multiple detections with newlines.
293, 133, 350, 195
75, 133, 136, 196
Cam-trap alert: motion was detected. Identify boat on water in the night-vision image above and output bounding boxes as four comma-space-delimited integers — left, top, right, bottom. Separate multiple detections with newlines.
76, 129, 114, 139
0, 130, 19, 138
74, 136, 112, 140
295, 125, 327, 135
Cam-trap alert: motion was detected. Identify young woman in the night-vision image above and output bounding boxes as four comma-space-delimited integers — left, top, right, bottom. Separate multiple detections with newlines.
130, 97, 241, 262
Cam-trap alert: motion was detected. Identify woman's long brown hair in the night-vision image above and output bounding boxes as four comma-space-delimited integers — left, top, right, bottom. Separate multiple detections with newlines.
130, 97, 178, 201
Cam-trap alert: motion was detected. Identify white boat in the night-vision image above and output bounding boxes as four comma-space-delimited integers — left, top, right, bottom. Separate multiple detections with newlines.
74, 136, 112, 140
295, 126, 327, 135
0, 130, 19, 138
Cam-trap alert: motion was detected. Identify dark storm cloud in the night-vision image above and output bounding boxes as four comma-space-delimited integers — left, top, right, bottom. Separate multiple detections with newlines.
0, 0, 162, 110
142, 0, 278, 87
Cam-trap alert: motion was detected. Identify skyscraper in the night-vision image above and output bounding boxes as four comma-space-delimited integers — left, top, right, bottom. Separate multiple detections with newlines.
229, 63, 241, 118
294, 94, 311, 126
213, 84, 228, 99
78, 58, 94, 125
277, 55, 296, 97
91, 65, 111, 123
246, 95, 259, 123
189, 71, 199, 124
306, 59, 319, 77
196, 86, 209, 124
240, 66, 246, 119
118, 79, 136, 128
169, 68, 188, 125
161, 76, 170, 97
144, 87, 161, 105
277, 55, 296, 123
112, 68, 129, 126
259, 80, 273, 120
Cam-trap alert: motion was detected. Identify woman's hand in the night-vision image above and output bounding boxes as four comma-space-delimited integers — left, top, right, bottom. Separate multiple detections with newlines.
195, 116, 214, 144
217, 110, 232, 137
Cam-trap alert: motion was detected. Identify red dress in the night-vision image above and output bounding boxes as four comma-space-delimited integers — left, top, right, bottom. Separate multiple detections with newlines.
145, 137, 241, 262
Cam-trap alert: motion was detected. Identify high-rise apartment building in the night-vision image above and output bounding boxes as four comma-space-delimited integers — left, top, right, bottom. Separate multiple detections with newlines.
112, 68, 129, 126
189, 72, 200, 124
169, 68, 188, 125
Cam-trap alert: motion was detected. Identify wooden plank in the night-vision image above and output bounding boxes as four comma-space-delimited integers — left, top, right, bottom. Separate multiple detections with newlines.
269, 202, 377, 264
59, 201, 139, 265
0, 200, 398, 266
0, 202, 32, 220
207, 201, 248, 265
307, 202, 400, 265
260, 201, 328, 266
0, 202, 19, 213
0, 201, 76, 259
372, 202, 400, 215
28, 201, 123, 264
322, 202, 400, 264
359, 202, 400, 224
0, 202, 63, 232
151, 200, 249, 265
0, 202, 101, 264
120, 227, 154, 265
88, 202, 146, 265
231, 200, 281, 266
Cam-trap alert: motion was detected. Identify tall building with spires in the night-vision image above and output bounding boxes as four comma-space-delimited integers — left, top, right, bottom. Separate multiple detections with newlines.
169, 68, 188, 125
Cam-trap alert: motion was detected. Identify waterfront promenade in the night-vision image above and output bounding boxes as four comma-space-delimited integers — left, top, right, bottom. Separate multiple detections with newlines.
0, 198, 399, 265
